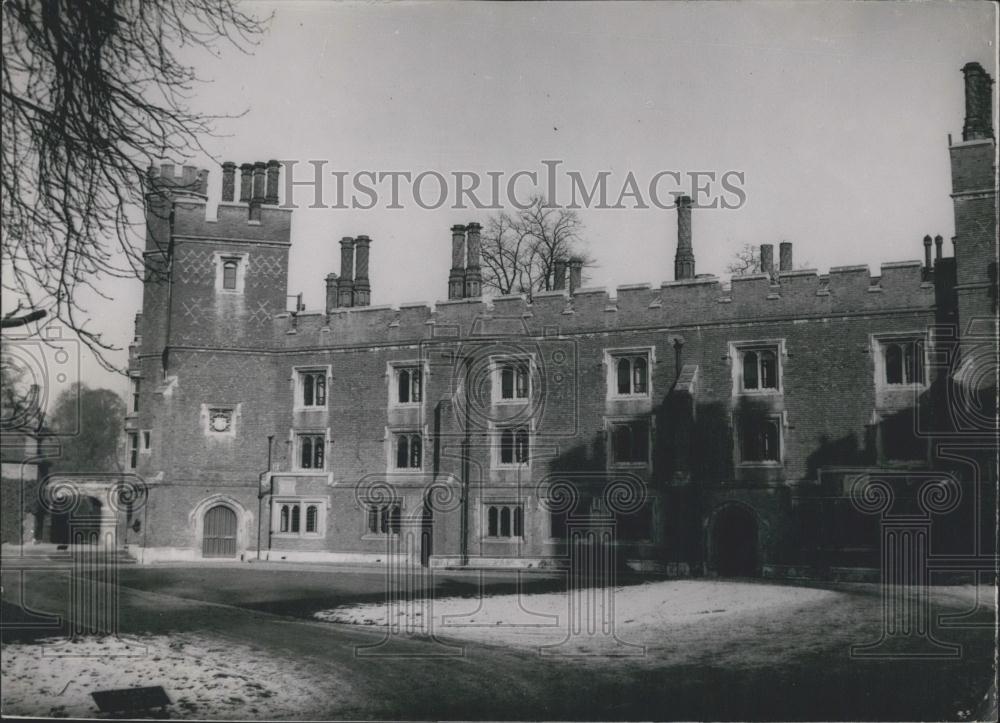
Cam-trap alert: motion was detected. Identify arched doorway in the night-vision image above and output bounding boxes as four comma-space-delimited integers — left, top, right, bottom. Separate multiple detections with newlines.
712, 504, 759, 577
202, 505, 238, 558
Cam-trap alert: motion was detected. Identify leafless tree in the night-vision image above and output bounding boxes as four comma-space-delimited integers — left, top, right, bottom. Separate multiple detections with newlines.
726, 243, 762, 277
726, 242, 810, 281
480, 196, 593, 299
1, 0, 268, 367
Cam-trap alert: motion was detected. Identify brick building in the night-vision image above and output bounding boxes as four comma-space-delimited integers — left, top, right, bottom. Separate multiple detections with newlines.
116, 63, 996, 575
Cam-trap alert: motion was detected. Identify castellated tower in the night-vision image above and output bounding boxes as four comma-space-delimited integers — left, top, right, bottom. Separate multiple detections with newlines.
138, 160, 292, 376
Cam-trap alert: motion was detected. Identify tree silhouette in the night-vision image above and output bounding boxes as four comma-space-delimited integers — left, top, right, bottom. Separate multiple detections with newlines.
2, 0, 268, 366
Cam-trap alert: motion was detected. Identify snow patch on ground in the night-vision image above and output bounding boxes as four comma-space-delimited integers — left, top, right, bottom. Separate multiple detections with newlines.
1, 633, 350, 719
314, 579, 844, 657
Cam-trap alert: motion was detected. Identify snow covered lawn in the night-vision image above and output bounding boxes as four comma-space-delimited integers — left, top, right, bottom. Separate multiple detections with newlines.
1, 633, 352, 719
315, 579, 843, 658
314, 579, 995, 663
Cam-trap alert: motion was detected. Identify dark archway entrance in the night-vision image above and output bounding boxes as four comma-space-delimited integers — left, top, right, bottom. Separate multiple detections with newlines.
202, 505, 238, 558
712, 504, 758, 577
50, 496, 103, 545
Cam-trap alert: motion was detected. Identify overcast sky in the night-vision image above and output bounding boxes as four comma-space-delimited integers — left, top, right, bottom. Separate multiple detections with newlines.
49, 0, 1000, 396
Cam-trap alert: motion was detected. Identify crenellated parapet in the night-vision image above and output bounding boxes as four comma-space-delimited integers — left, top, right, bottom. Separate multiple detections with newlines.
273, 258, 937, 349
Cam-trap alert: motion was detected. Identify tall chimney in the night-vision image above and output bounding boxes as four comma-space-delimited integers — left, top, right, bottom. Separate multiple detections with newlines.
353, 235, 371, 307
779, 241, 793, 272
568, 257, 583, 294
464, 222, 482, 298
760, 244, 774, 277
962, 62, 995, 142
326, 273, 340, 312
674, 195, 695, 280
265, 160, 280, 205
338, 237, 355, 308
923, 234, 933, 270
221, 162, 236, 202
449, 224, 467, 300
934, 234, 944, 262
239, 163, 253, 202
553, 258, 567, 291
250, 161, 266, 221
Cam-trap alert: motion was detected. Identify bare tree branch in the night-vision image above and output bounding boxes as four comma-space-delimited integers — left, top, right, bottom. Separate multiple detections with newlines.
1, 0, 269, 371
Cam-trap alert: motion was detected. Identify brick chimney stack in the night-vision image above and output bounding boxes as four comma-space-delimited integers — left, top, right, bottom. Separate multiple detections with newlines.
250, 161, 266, 221
464, 223, 482, 298
553, 258, 567, 291
353, 235, 371, 307
934, 234, 944, 262
265, 160, 280, 205
962, 62, 995, 142
568, 257, 583, 294
239, 163, 253, 202
779, 241, 793, 272
326, 273, 339, 312
449, 224, 467, 300
221, 162, 236, 202
760, 244, 774, 276
674, 195, 695, 280
339, 237, 355, 308
923, 235, 933, 271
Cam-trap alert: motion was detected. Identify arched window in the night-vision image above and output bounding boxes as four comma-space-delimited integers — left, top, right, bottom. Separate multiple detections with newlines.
396, 434, 409, 468
500, 506, 511, 537
485, 504, 524, 539
410, 435, 422, 468
411, 369, 422, 401
632, 356, 648, 394
513, 506, 523, 537
301, 436, 312, 468
742, 350, 759, 390
617, 357, 631, 395
315, 375, 326, 405
222, 260, 238, 290
500, 429, 514, 464
488, 506, 499, 537
280, 505, 289, 532
300, 371, 326, 407
514, 428, 529, 464
515, 364, 529, 398
303, 374, 314, 405
885, 343, 903, 385
306, 505, 318, 533
762, 420, 779, 460
398, 369, 410, 403
291, 505, 300, 533
759, 350, 777, 389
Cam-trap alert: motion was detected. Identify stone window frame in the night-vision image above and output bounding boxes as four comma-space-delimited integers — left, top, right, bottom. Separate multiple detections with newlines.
729, 339, 787, 396
293, 428, 329, 472
605, 415, 653, 469
128, 374, 141, 415
482, 501, 525, 540
386, 426, 427, 471
127, 431, 139, 469
872, 332, 929, 390
734, 411, 786, 467
387, 360, 429, 408
292, 364, 331, 412
363, 500, 403, 538
213, 251, 249, 295
489, 353, 536, 405
490, 421, 533, 470
273, 498, 327, 538
604, 346, 656, 400
141, 430, 152, 453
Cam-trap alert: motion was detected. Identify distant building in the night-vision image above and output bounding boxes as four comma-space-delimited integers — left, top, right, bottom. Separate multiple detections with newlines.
112, 63, 996, 575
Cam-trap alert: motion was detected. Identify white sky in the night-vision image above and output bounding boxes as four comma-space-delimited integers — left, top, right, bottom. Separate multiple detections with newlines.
40, 0, 1000, 396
